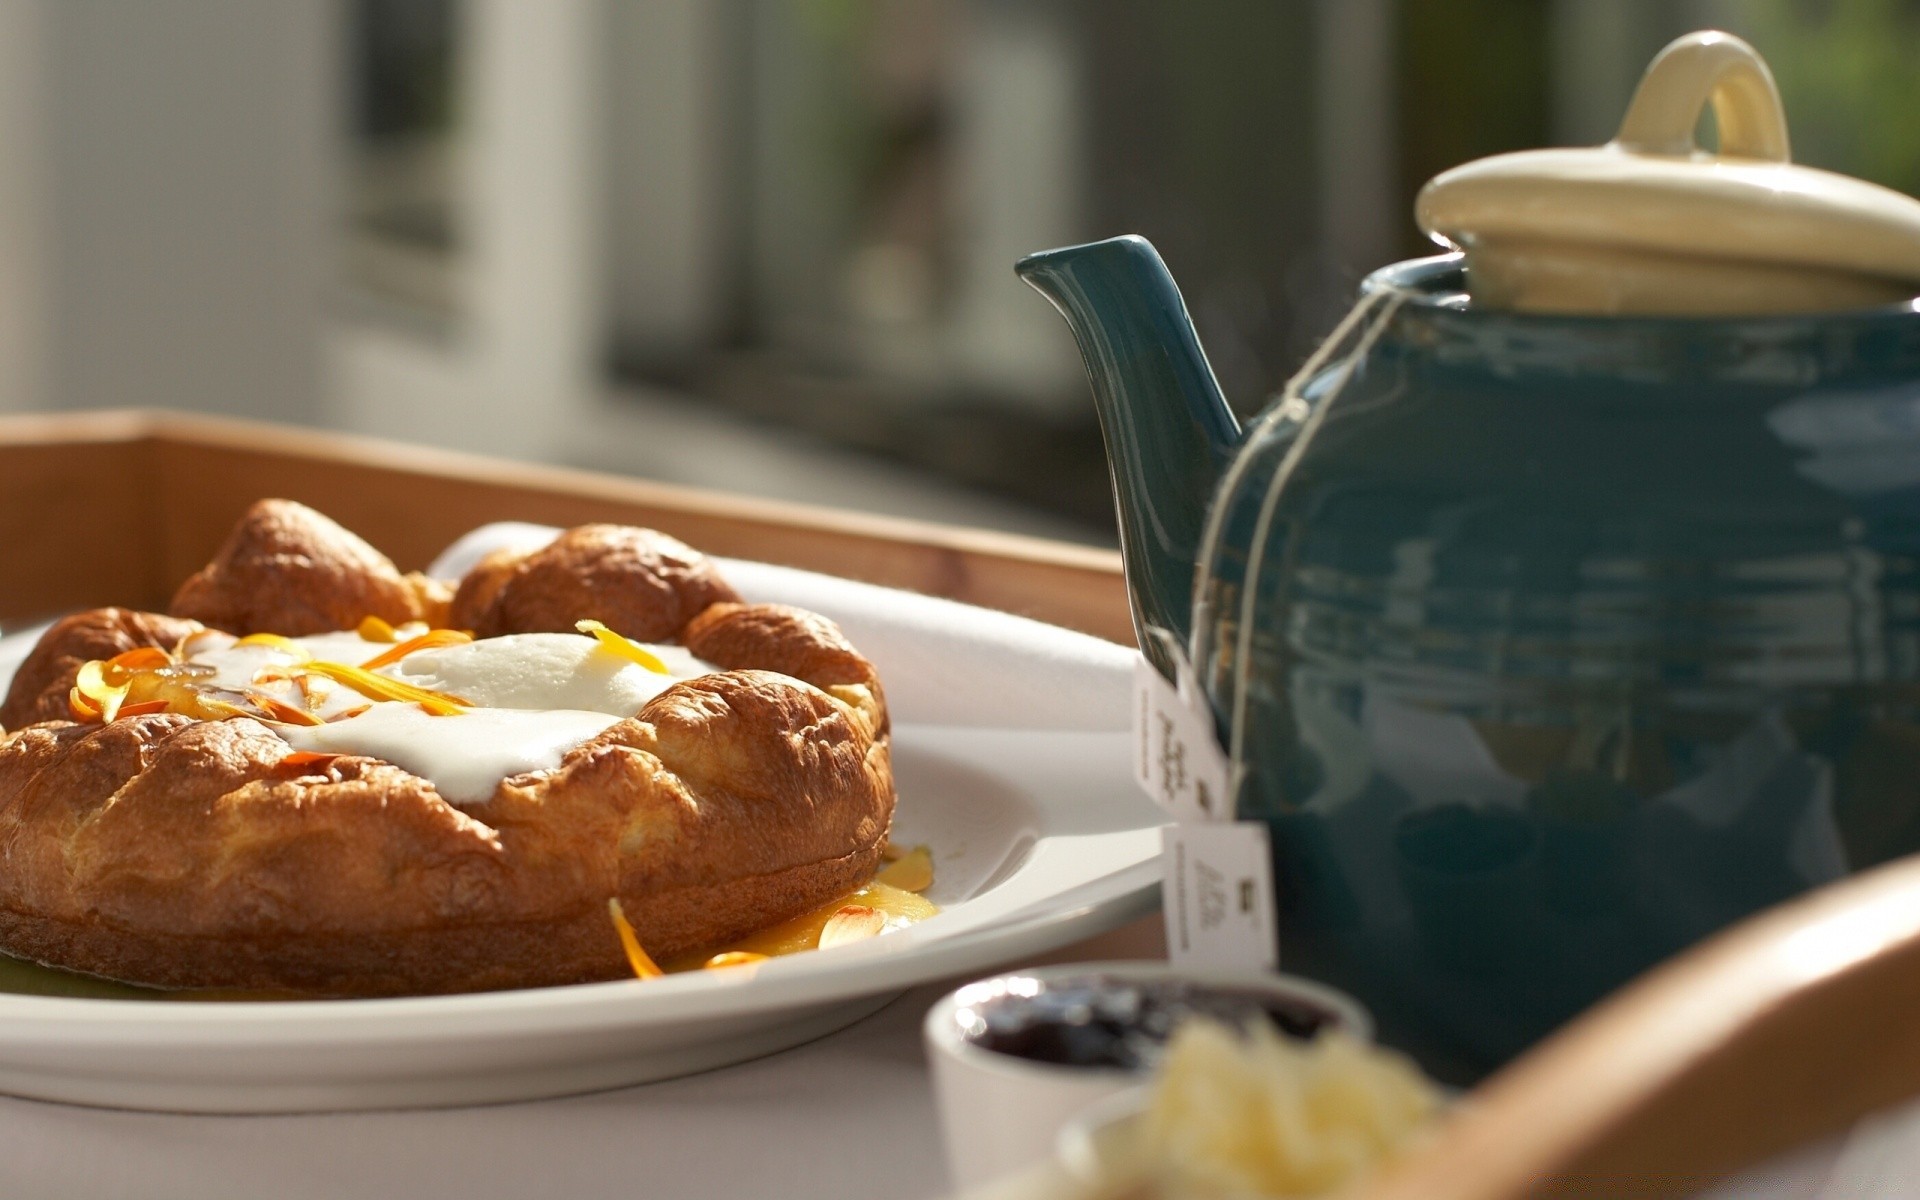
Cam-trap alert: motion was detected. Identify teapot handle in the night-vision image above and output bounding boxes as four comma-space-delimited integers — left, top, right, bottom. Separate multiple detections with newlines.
1613, 30, 1790, 162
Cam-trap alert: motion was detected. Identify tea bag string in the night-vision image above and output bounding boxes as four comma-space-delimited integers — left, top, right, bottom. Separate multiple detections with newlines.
1183, 284, 1411, 799
1187, 286, 1407, 673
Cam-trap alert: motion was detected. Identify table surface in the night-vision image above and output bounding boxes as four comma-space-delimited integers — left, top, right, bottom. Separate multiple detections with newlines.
5, 906, 1918, 1200
0, 916, 1167, 1200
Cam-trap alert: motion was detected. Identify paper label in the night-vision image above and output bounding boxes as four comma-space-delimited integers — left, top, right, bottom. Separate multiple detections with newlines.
1162, 822, 1279, 971
1133, 654, 1232, 822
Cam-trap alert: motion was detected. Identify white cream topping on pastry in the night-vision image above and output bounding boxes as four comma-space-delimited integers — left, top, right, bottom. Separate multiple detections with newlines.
181, 631, 388, 720
386, 632, 713, 716
177, 627, 720, 802
279, 702, 621, 805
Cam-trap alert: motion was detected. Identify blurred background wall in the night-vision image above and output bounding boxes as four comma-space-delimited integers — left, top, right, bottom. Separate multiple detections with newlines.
0, 2, 332, 425
1, 0, 1917, 542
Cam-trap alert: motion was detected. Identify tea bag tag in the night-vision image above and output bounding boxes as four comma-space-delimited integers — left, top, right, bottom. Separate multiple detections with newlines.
1132, 647, 1231, 822
1162, 821, 1279, 971
1132, 634, 1279, 970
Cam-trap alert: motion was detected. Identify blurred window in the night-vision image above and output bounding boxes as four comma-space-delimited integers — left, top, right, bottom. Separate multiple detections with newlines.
344, 0, 462, 329
340, 0, 1920, 528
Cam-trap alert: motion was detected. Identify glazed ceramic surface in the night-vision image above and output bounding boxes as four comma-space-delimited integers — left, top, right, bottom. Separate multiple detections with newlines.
1022, 239, 1920, 1082
1418, 32, 1920, 315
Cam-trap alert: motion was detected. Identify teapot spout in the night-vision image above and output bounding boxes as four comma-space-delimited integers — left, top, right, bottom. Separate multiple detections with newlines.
1017, 236, 1242, 674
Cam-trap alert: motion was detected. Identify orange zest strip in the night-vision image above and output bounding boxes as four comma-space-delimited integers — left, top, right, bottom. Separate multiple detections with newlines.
356, 615, 399, 643
101, 647, 173, 686
278, 750, 340, 768
74, 660, 130, 723
172, 628, 225, 660
358, 629, 472, 671
68, 687, 102, 723
115, 700, 171, 718
875, 844, 934, 893
234, 633, 312, 661
297, 662, 470, 716
576, 620, 670, 674
607, 897, 664, 979
247, 693, 326, 727
817, 905, 887, 949
703, 951, 769, 970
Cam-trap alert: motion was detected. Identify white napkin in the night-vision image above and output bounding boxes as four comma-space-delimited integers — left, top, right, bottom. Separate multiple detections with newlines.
429, 522, 1135, 733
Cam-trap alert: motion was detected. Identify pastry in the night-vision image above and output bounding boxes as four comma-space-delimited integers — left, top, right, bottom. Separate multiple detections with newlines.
171, 498, 454, 636
0, 501, 897, 996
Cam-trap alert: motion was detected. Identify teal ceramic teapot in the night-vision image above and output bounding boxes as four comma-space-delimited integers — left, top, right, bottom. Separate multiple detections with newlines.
1018, 32, 1920, 1082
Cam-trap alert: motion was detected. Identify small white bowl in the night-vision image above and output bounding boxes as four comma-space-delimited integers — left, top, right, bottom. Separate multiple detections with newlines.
922, 960, 1369, 1191
1055, 1085, 1152, 1185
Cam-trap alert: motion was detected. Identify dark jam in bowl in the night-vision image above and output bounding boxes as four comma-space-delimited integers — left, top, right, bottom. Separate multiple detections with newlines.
962, 976, 1340, 1071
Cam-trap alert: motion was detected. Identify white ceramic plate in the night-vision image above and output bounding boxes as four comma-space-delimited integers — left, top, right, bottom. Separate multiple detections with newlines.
0, 618, 1162, 1111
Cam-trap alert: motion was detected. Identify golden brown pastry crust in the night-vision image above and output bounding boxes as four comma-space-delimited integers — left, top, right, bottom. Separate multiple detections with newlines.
0, 504, 893, 995
682, 602, 889, 734
450, 524, 741, 642
0, 609, 203, 731
171, 499, 452, 636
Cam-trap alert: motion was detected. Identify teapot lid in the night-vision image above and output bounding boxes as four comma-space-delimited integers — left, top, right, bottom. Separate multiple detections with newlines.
1416, 31, 1920, 316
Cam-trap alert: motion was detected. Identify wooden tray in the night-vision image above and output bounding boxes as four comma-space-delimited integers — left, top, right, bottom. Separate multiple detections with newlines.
16, 411, 1920, 1194
0, 409, 1132, 641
